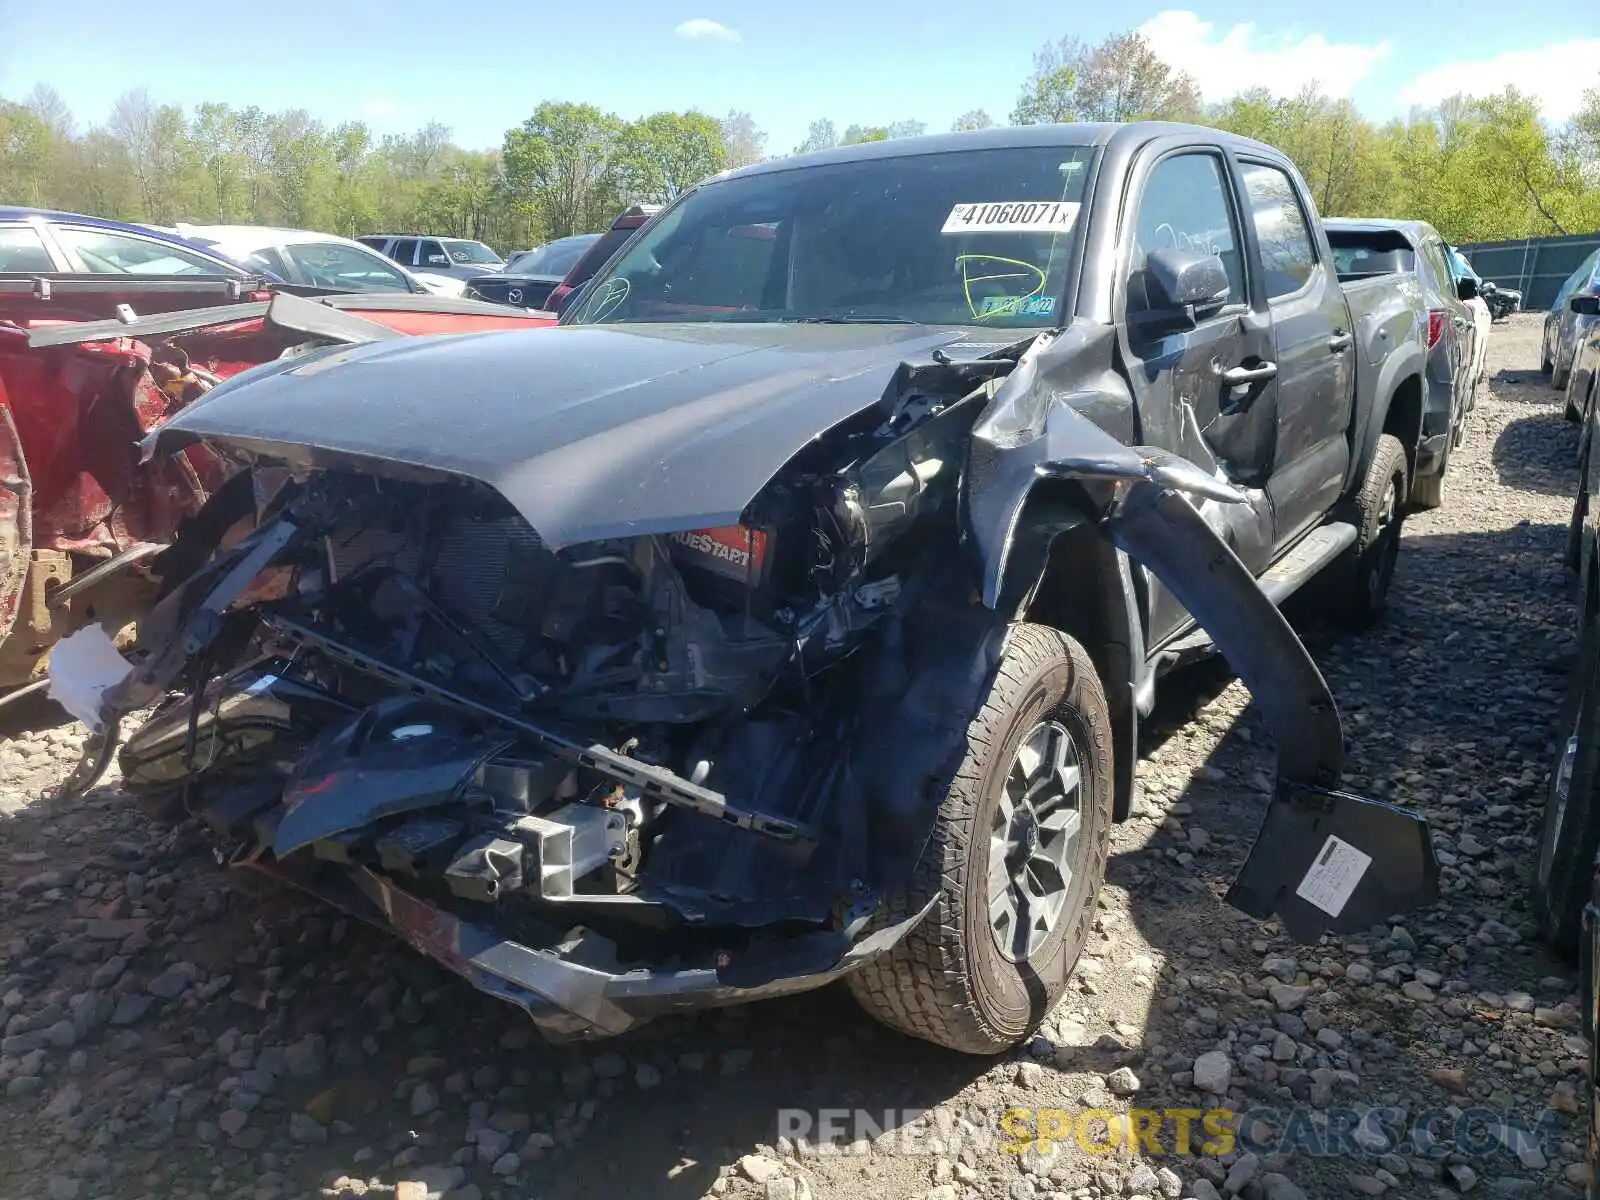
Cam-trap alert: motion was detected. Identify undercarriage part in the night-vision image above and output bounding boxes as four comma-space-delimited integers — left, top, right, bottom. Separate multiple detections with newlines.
265, 614, 816, 847
0, 549, 69, 688
444, 833, 526, 902
247, 854, 935, 1041
514, 804, 629, 899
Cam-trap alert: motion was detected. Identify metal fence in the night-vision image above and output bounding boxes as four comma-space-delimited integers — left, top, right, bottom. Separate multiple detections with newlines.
1456, 233, 1600, 312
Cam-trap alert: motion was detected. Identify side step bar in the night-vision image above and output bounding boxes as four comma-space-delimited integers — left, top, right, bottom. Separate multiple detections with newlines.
1155, 521, 1359, 667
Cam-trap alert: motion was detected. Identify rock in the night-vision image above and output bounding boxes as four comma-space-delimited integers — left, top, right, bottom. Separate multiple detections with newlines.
1401, 980, 1436, 1002
285, 1032, 327, 1080
1262, 1175, 1307, 1200
1105, 1066, 1141, 1096
1271, 1032, 1297, 1061
491, 1152, 519, 1176
591, 1051, 627, 1079
1126, 1163, 1160, 1194
44, 1019, 78, 1048
146, 962, 199, 1000
411, 1082, 440, 1117
218, 1109, 249, 1137
1015, 1061, 1044, 1089
1447, 1164, 1478, 1192
109, 994, 150, 1026
740, 1154, 785, 1184
1344, 962, 1374, 984
1224, 1153, 1260, 1194
1189, 1183, 1222, 1200
1346, 1175, 1386, 1196
720, 1048, 754, 1075
1429, 1066, 1468, 1093
923, 1188, 960, 1200
289, 1111, 328, 1144
1268, 983, 1310, 1011
1154, 1166, 1183, 1199
475, 1128, 513, 1164
1262, 957, 1299, 983
42, 1084, 82, 1119
46, 1177, 79, 1200
635, 1063, 662, 1090
766, 1180, 798, 1200
1193, 1050, 1232, 1095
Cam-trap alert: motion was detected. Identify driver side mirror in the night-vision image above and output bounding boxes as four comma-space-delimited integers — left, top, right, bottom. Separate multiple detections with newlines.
1571, 295, 1600, 317
1134, 248, 1232, 334
1456, 277, 1479, 302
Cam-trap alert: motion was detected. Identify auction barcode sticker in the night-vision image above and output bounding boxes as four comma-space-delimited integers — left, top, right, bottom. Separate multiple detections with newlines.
942, 200, 1080, 235
1293, 835, 1372, 918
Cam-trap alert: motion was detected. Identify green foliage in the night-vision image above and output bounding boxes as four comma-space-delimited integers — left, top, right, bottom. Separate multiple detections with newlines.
4, 53, 1599, 252
1012, 33, 1200, 125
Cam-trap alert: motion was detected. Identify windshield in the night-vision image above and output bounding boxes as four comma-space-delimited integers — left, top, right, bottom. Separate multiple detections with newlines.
519, 235, 599, 277
568, 145, 1095, 328
441, 239, 502, 266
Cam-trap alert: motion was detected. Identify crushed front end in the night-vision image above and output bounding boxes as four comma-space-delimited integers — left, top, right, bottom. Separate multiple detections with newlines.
78, 359, 993, 1041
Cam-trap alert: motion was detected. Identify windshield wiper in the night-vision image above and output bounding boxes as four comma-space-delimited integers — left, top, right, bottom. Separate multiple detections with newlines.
788, 315, 924, 325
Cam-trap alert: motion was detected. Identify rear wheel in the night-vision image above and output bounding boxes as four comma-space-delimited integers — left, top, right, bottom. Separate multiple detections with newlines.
847, 624, 1112, 1054
1533, 614, 1600, 957
1328, 434, 1407, 629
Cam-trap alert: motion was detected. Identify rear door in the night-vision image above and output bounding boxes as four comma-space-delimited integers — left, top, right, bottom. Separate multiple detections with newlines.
1115, 141, 1276, 643
1236, 159, 1354, 550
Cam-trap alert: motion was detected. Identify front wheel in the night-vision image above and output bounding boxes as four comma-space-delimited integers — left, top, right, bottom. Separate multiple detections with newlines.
847, 624, 1112, 1054
1328, 433, 1407, 629
1533, 615, 1600, 957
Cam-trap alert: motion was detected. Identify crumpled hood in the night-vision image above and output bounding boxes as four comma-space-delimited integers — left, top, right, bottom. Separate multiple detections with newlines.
151, 321, 973, 547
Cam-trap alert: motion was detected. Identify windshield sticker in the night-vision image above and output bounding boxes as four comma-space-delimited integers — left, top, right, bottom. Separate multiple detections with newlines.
942, 201, 1080, 235
979, 294, 1056, 318
956, 254, 1048, 321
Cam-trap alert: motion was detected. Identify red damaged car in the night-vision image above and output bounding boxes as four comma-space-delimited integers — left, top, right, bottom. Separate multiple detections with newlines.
0, 286, 553, 696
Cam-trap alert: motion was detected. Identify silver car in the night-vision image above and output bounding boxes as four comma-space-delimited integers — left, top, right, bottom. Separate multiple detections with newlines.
1545, 247, 1600, 405
356, 234, 504, 281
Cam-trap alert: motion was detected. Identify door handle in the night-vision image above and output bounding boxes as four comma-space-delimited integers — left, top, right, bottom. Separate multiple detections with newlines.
1218, 361, 1278, 386
1328, 331, 1354, 352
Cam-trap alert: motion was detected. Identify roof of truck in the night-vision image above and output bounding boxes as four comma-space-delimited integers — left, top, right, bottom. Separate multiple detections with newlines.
1323, 217, 1439, 246
716, 121, 1295, 182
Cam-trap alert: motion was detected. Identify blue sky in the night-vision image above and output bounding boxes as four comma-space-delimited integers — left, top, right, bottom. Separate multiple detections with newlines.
1, 0, 1594, 154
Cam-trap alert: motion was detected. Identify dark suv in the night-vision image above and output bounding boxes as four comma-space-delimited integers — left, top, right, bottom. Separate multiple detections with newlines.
357, 234, 504, 281
544, 205, 661, 314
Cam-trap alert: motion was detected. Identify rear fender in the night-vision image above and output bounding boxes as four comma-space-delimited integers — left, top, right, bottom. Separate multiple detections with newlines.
1351, 343, 1426, 492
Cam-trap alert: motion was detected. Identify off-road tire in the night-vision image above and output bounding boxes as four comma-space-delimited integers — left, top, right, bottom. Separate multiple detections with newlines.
1532, 614, 1600, 957
1555, 353, 1573, 396
1327, 433, 1407, 630
1543, 340, 1555, 376
846, 624, 1112, 1055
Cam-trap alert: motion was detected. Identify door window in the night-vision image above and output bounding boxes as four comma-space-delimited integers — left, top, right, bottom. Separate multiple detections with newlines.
387, 238, 418, 265
0, 225, 55, 272
285, 242, 411, 291
1126, 152, 1244, 314
1239, 163, 1318, 299
418, 239, 449, 268
54, 226, 233, 275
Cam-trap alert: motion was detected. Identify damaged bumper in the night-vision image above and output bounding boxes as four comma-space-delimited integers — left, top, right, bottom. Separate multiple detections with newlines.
242, 851, 931, 1041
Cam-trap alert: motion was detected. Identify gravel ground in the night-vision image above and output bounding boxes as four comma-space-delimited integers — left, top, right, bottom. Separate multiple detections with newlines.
0, 312, 1589, 1200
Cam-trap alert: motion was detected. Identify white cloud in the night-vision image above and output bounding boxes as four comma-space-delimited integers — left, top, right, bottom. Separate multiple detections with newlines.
1397, 40, 1600, 119
363, 99, 395, 119
1137, 10, 1389, 101
674, 17, 740, 43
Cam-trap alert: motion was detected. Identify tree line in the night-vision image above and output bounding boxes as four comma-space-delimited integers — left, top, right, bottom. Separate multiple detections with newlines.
2, 30, 1598, 253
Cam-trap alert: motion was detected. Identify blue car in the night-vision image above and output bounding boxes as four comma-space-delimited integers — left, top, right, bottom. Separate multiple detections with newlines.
0, 206, 280, 321
0, 206, 270, 279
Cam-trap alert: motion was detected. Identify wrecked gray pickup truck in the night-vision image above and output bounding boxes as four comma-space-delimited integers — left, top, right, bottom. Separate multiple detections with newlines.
55, 122, 1438, 1055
